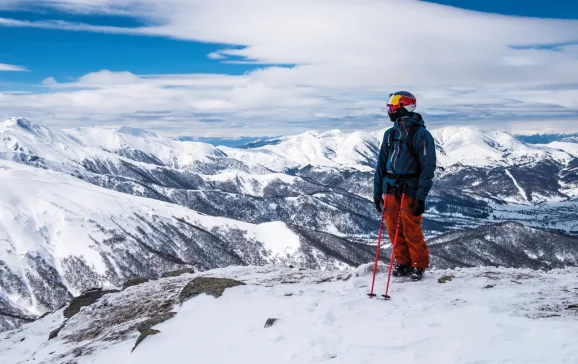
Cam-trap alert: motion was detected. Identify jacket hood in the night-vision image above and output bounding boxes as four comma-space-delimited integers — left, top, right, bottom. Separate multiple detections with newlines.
395, 112, 424, 130
404, 112, 424, 126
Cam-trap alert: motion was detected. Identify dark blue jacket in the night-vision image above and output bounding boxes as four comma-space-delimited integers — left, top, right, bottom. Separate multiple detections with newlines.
373, 113, 436, 201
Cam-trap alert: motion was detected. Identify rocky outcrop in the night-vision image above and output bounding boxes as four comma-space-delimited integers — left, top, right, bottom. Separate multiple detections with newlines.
63, 288, 120, 318
178, 277, 245, 303
264, 318, 278, 328
161, 268, 195, 278
132, 312, 177, 352
48, 324, 66, 340
122, 278, 152, 290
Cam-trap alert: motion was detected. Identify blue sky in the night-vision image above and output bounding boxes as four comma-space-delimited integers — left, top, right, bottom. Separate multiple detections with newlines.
1, 0, 578, 136
0, 9, 259, 88
425, 0, 578, 19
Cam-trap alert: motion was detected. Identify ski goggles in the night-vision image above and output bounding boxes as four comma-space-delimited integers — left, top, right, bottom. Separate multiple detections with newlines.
386, 94, 404, 114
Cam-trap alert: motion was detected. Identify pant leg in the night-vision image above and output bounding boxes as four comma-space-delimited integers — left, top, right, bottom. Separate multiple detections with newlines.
384, 194, 411, 265
400, 196, 430, 269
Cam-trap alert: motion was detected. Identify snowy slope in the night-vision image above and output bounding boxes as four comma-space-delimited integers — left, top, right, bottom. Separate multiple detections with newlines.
430, 127, 572, 167
0, 160, 378, 331
220, 129, 381, 171
2, 117, 578, 236
65, 125, 226, 169
2, 117, 578, 331
223, 125, 575, 171
3, 117, 575, 174
427, 222, 578, 269
1, 264, 577, 364
0, 118, 384, 240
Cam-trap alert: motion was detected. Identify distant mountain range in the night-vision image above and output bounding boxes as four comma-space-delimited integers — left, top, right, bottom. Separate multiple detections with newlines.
1, 117, 578, 331
177, 135, 285, 148
516, 133, 578, 145
182, 132, 578, 148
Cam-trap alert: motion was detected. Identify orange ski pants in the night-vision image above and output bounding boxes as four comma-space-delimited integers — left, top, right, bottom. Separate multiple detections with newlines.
383, 193, 430, 269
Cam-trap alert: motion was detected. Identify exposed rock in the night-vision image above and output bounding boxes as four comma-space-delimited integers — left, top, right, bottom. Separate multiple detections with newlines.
71, 346, 93, 358
122, 278, 151, 291
567, 304, 578, 310
137, 312, 177, 332
179, 277, 245, 303
130, 312, 177, 352
61, 279, 181, 344
0, 310, 36, 322
161, 268, 195, 278
49, 323, 66, 340
484, 272, 501, 280
264, 318, 278, 328
63, 288, 120, 318
132, 329, 160, 352
438, 276, 454, 284
37, 311, 51, 321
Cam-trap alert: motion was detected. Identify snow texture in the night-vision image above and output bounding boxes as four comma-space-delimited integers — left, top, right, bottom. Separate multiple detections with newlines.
1, 264, 577, 364
2, 117, 578, 331
0, 159, 376, 331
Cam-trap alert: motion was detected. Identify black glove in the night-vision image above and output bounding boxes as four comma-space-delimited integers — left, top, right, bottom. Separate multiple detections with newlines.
373, 195, 383, 213
410, 199, 425, 217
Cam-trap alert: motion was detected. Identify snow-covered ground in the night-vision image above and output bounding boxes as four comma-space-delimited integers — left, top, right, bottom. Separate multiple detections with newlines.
0, 159, 365, 329
2, 116, 578, 336
2, 264, 577, 364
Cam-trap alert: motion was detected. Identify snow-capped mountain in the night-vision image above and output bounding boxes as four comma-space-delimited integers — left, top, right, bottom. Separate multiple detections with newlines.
2, 117, 578, 332
2, 116, 578, 243
0, 160, 377, 332
0, 118, 379, 240
2, 264, 577, 364
220, 129, 382, 171
7, 116, 576, 236
427, 222, 578, 269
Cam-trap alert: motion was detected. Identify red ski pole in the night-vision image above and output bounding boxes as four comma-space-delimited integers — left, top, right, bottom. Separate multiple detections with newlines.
368, 194, 387, 298
383, 190, 406, 300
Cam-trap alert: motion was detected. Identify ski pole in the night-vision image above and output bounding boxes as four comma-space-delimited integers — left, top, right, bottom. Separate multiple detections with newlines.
368, 194, 387, 298
383, 188, 406, 300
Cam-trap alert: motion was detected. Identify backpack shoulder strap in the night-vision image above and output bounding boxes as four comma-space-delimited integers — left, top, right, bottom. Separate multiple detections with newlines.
407, 124, 424, 160
387, 128, 395, 152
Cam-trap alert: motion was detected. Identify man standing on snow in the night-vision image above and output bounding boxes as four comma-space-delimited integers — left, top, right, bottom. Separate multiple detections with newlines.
373, 91, 436, 281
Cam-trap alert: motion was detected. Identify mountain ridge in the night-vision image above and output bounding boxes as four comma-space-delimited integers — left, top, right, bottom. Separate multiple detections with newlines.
1, 117, 578, 332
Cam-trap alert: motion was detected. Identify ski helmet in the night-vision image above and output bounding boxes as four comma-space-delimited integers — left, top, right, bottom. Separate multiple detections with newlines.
386, 91, 417, 115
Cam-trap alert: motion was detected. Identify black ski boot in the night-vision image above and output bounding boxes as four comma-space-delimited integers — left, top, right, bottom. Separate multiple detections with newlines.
409, 267, 425, 281
392, 264, 411, 277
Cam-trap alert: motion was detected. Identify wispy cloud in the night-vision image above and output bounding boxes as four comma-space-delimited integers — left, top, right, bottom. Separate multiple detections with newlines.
1, 0, 578, 135
0, 62, 28, 71
0, 69, 574, 136
0, 17, 149, 35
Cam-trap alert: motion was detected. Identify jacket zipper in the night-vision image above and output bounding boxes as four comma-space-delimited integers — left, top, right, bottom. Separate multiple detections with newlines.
393, 130, 401, 172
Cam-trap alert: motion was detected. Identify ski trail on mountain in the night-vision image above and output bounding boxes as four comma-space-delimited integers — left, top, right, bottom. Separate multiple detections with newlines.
505, 168, 528, 202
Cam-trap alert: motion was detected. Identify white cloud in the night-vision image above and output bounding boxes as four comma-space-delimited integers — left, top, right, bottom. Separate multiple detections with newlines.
1, 0, 578, 135
77, 70, 142, 86
42, 77, 57, 86
207, 52, 226, 60
1, 69, 575, 136
0, 62, 28, 71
